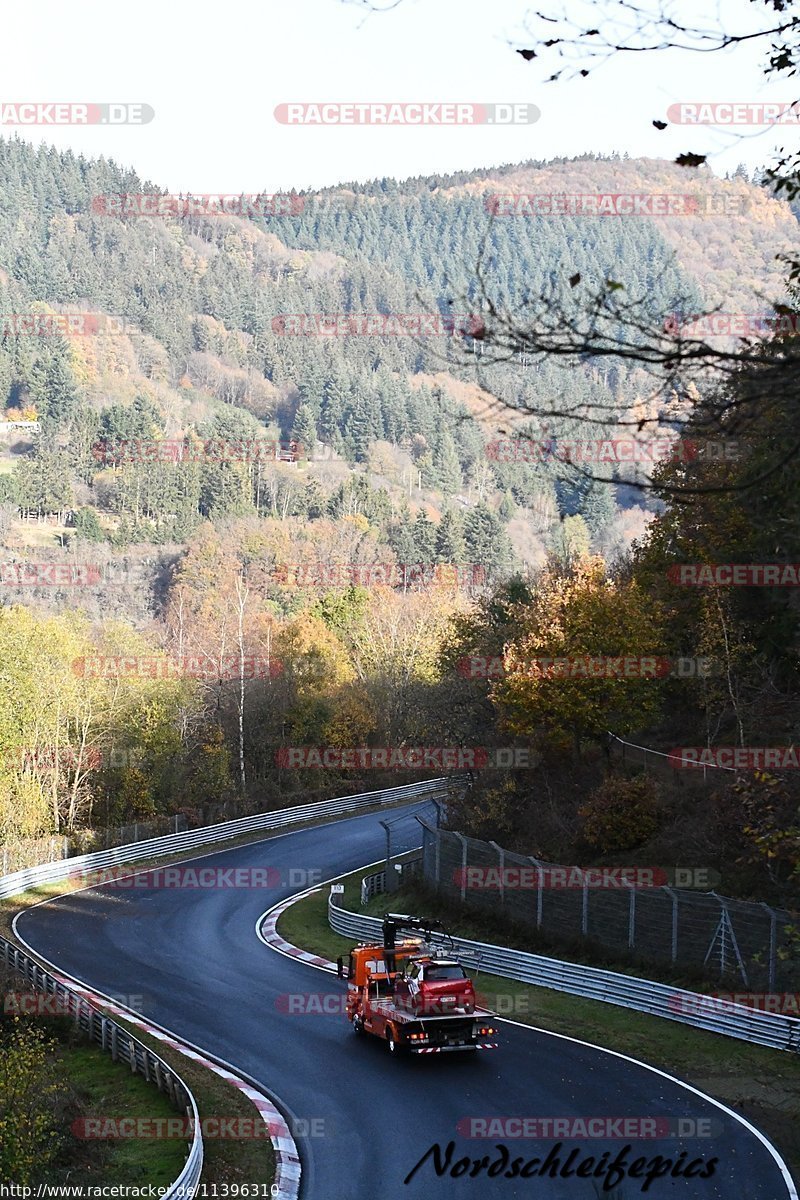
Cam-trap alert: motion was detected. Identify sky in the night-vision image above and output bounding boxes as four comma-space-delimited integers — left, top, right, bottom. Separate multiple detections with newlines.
0, 0, 795, 192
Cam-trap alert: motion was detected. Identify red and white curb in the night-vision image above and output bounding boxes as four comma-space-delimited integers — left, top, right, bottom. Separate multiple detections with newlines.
54, 976, 301, 1200
258, 888, 337, 972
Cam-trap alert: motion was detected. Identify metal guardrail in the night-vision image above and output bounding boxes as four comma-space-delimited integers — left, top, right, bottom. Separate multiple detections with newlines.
328, 896, 800, 1054
0, 776, 462, 1196
0, 936, 203, 1197
361, 869, 387, 905
359, 854, 422, 905
0, 777, 462, 904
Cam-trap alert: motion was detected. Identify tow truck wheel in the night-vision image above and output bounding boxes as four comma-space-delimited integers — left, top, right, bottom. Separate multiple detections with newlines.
352, 1014, 364, 1035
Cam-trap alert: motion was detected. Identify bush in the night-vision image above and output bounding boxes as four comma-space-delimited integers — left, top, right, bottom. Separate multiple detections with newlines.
578, 773, 660, 852
0, 1019, 66, 1184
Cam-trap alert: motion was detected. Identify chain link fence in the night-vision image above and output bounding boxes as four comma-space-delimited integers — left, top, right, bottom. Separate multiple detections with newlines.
1, 816, 190, 874
421, 821, 799, 992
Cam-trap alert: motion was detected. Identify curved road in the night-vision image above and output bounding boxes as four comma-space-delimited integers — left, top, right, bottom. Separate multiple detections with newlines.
16, 802, 797, 1200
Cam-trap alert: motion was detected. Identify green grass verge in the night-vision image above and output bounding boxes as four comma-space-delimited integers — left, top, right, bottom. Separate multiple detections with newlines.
276, 862, 800, 1183
109, 1014, 276, 1187
54, 1040, 189, 1185
1, 963, 275, 1188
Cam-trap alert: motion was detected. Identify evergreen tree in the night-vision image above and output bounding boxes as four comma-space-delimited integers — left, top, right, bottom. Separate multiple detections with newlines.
412, 509, 437, 561
434, 508, 467, 563
464, 503, 514, 574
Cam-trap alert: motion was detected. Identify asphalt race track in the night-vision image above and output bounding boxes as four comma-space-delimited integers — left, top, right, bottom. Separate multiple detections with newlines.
15, 802, 798, 1200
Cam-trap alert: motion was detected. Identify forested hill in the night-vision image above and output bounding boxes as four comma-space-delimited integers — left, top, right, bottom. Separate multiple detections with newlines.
0, 139, 796, 603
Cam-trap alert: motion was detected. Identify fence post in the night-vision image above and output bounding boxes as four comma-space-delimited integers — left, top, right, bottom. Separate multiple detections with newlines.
489, 841, 505, 906
434, 825, 441, 889
627, 882, 636, 950
762, 903, 778, 992
529, 857, 543, 929
664, 887, 678, 963
581, 867, 589, 937
379, 820, 393, 892
453, 832, 468, 903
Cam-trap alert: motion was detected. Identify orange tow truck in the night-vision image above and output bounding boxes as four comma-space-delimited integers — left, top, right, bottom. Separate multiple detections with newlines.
336, 913, 499, 1055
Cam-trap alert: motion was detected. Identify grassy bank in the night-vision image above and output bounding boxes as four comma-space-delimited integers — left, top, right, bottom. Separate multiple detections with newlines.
0, 1007, 187, 1187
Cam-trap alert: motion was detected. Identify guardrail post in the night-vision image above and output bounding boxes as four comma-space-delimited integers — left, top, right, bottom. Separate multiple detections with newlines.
111, 1023, 118, 1062
489, 841, 505, 906
664, 887, 678, 963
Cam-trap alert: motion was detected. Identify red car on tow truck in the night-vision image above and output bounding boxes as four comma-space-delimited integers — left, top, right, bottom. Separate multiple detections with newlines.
337, 913, 499, 1055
